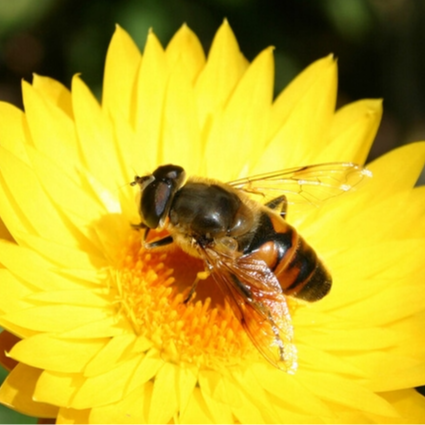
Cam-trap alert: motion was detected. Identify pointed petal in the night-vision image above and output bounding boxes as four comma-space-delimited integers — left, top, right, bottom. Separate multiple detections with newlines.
57, 408, 90, 424
317, 99, 383, 164
368, 141, 425, 194
83, 334, 137, 377
159, 66, 201, 175
0, 363, 58, 418
8, 334, 106, 373
0, 102, 30, 164
72, 76, 125, 190
134, 31, 168, 170
255, 56, 337, 172
251, 362, 333, 418
205, 47, 274, 180
297, 370, 398, 418
0, 146, 80, 247
195, 20, 248, 132
36, 369, 83, 414
0, 240, 92, 291
179, 387, 215, 424
32, 74, 73, 118
149, 362, 179, 423
22, 80, 80, 171
102, 25, 141, 122
378, 389, 425, 424
0, 268, 32, 308
89, 383, 151, 424
177, 364, 198, 418
4, 304, 113, 333
166, 24, 206, 84
125, 350, 163, 395
71, 355, 140, 409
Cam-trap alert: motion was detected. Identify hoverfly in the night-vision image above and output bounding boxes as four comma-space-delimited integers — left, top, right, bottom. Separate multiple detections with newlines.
131, 163, 371, 371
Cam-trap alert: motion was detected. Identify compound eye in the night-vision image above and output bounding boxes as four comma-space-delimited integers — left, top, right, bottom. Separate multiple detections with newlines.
153, 164, 186, 188
140, 180, 174, 229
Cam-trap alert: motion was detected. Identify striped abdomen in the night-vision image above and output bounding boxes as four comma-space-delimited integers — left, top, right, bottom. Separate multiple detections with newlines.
243, 211, 332, 302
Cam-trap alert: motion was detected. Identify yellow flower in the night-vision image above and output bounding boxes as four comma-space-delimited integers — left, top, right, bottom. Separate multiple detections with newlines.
0, 20, 425, 424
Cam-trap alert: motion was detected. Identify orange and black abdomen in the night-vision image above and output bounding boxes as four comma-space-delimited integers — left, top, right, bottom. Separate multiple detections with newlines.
242, 210, 332, 302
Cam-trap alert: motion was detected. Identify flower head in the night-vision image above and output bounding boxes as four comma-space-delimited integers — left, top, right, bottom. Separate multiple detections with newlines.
0, 21, 425, 424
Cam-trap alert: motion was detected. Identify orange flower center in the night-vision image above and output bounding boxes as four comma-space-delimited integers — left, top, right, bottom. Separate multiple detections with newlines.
113, 230, 257, 368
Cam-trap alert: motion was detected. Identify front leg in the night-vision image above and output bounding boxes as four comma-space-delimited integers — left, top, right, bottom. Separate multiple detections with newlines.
143, 227, 174, 249
134, 226, 174, 249
184, 270, 210, 303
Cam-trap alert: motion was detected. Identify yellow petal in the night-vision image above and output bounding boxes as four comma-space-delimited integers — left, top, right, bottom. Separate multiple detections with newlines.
89, 383, 152, 424
149, 362, 179, 423
317, 99, 383, 163
22, 80, 80, 171
72, 76, 124, 191
25, 146, 108, 250
56, 315, 129, 339
84, 334, 137, 377
195, 20, 248, 132
298, 343, 367, 377
125, 349, 163, 395
32, 74, 73, 118
251, 362, 333, 418
9, 334, 106, 373
0, 147, 79, 247
27, 288, 110, 308
200, 390, 233, 424
0, 102, 30, 164
378, 389, 425, 424
166, 24, 206, 84
205, 47, 274, 180
254, 55, 338, 172
17, 232, 105, 270
368, 141, 425, 195
102, 25, 141, 122
176, 364, 198, 418
134, 31, 168, 171
268, 55, 335, 137
231, 389, 265, 424
297, 370, 398, 418
179, 387, 215, 424
159, 65, 201, 174
0, 240, 90, 291
0, 270, 34, 314
35, 370, 85, 408
57, 408, 90, 424
4, 303, 112, 333
371, 362, 425, 392
71, 355, 140, 409
0, 363, 58, 418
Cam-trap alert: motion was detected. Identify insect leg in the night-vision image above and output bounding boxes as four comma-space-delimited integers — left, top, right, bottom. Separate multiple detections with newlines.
265, 195, 287, 218
144, 235, 174, 249
184, 270, 210, 303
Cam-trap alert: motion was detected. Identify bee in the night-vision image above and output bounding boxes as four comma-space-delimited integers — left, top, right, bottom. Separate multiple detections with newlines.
131, 163, 371, 371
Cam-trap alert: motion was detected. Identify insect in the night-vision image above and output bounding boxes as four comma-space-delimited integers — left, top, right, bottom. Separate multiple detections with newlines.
131, 163, 371, 371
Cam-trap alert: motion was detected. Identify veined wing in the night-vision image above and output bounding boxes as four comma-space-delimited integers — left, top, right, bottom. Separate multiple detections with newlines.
200, 245, 297, 372
228, 162, 372, 210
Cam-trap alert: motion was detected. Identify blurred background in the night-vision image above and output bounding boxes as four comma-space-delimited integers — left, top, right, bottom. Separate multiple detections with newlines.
0, 0, 424, 422
2, 0, 425, 165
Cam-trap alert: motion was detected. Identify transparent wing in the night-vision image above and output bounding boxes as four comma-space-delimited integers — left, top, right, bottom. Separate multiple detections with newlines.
228, 162, 372, 211
200, 246, 297, 372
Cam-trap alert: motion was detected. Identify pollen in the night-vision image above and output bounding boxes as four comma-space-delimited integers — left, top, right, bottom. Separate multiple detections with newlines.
112, 231, 256, 368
